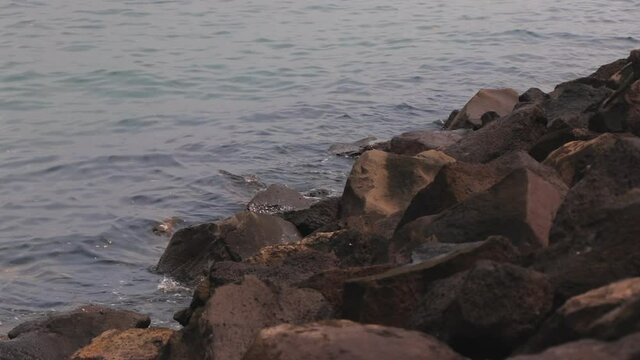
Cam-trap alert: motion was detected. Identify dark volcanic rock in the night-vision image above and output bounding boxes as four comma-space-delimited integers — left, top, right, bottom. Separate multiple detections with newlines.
520, 277, 640, 354
517, 88, 549, 107
343, 236, 519, 327
444, 105, 548, 163
389, 129, 468, 156
281, 196, 340, 236
247, 184, 314, 214
392, 168, 567, 258
445, 88, 519, 130
0, 305, 150, 360
588, 57, 628, 82
410, 261, 553, 359
340, 149, 453, 220
156, 211, 301, 282
542, 81, 613, 129
329, 136, 388, 157
243, 320, 466, 360
529, 127, 597, 161
510, 332, 640, 360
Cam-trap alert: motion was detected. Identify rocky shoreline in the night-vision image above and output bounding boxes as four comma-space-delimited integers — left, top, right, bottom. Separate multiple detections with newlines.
2, 49, 640, 360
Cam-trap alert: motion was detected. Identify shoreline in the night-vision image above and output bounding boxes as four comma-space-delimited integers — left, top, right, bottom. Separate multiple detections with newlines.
2, 49, 640, 359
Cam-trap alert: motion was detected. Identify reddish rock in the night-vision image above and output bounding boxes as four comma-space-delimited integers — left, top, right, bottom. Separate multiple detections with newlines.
242, 320, 466, 360
71, 327, 173, 360
343, 236, 519, 327
520, 278, 640, 354
509, 333, 640, 360
444, 88, 519, 130
156, 211, 302, 282
444, 105, 548, 163
389, 129, 467, 156
0, 305, 149, 360
410, 261, 553, 358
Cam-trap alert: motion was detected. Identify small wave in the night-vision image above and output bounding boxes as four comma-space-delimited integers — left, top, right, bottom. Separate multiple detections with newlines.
157, 276, 190, 293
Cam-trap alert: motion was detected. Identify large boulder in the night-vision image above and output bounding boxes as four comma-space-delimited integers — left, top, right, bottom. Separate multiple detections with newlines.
281, 197, 340, 236
444, 105, 548, 163
156, 211, 302, 282
392, 168, 567, 258
0, 305, 150, 360
444, 88, 519, 130
397, 151, 564, 231
340, 149, 453, 220
343, 236, 519, 327
410, 261, 553, 358
509, 332, 640, 360
389, 129, 468, 156
247, 184, 314, 214
71, 328, 173, 360
528, 127, 597, 162
163, 276, 332, 360
520, 278, 640, 354
242, 320, 466, 360
542, 81, 613, 129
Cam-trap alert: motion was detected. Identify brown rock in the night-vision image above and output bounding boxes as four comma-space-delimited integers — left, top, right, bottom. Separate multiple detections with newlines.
445, 88, 519, 130
242, 320, 466, 360
529, 128, 598, 161
444, 105, 548, 163
589, 58, 628, 82
281, 197, 340, 236
247, 184, 314, 214
343, 236, 519, 327
393, 168, 567, 258
410, 261, 553, 358
340, 149, 453, 220
520, 278, 640, 354
0, 305, 149, 360
71, 328, 173, 360
389, 129, 468, 156
156, 211, 302, 282
509, 333, 640, 360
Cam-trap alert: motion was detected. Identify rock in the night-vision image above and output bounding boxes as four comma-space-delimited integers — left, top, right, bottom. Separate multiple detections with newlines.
340, 149, 453, 220
445, 88, 519, 130
164, 276, 332, 360
281, 197, 340, 236
329, 136, 385, 157
297, 264, 394, 312
410, 261, 553, 358
589, 77, 640, 136
310, 229, 390, 267
518, 88, 549, 107
589, 58, 629, 82
542, 81, 613, 129
156, 211, 302, 282
520, 278, 640, 354
444, 105, 548, 163
529, 127, 597, 161
0, 305, 149, 360
392, 168, 567, 258
535, 188, 640, 302
397, 151, 563, 231
509, 333, 640, 360
247, 184, 314, 214
242, 320, 466, 360
389, 129, 468, 156
71, 328, 173, 360
343, 236, 519, 327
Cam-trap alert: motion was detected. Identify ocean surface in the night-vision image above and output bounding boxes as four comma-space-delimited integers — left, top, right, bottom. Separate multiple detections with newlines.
0, 0, 638, 331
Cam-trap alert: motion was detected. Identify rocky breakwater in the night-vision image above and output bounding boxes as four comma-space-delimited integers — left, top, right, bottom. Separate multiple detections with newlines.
3, 49, 640, 360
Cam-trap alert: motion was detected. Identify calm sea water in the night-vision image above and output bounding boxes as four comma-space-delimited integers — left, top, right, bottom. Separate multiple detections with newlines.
0, 0, 638, 331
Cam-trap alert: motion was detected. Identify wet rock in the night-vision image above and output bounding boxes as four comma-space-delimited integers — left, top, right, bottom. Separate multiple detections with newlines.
542, 81, 613, 129
509, 332, 640, 360
444, 104, 548, 163
281, 197, 340, 236
520, 278, 640, 354
0, 305, 149, 360
410, 261, 553, 358
340, 149, 453, 220
445, 88, 519, 130
393, 168, 567, 258
165, 276, 332, 360
329, 136, 387, 157
389, 129, 468, 156
529, 127, 597, 161
243, 320, 466, 360
397, 151, 563, 231
247, 184, 314, 214
297, 264, 394, 312
71, 328, 173, 360
156, 211, 302, 282
343, 236, 519, 327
